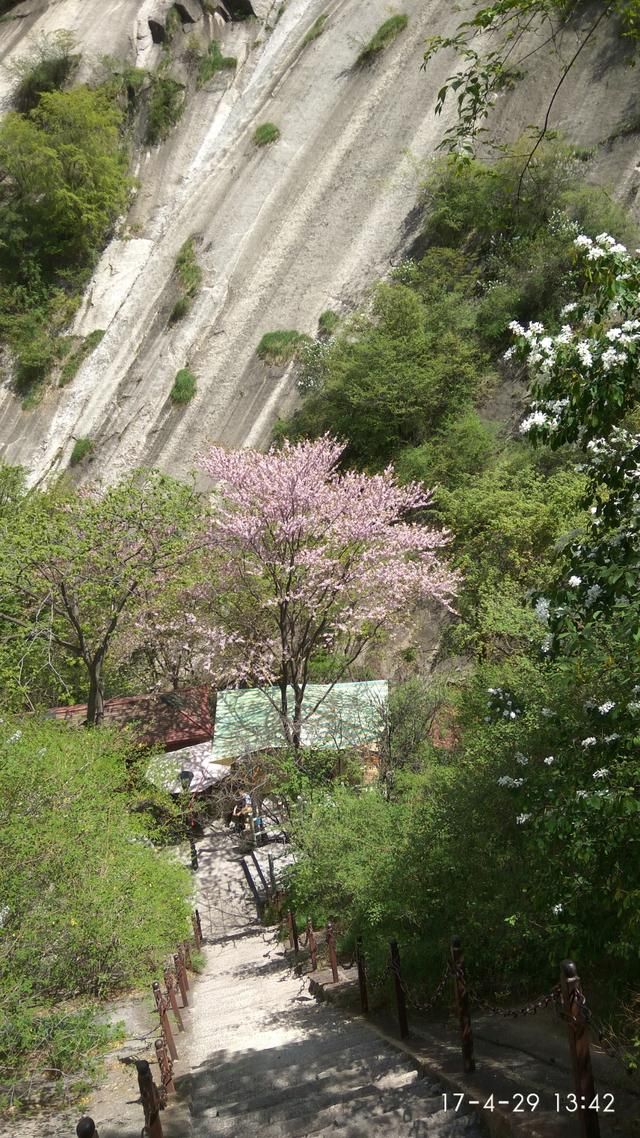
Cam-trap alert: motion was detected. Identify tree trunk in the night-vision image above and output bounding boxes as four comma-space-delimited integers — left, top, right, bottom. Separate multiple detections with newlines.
86, 658, 105, 726
292, 686, 304, 757
279, 677, 293, 746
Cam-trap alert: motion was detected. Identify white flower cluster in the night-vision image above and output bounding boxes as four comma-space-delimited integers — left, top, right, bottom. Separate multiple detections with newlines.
598, 701, 615, 714
487, 686, 521, 719
543, 756, 555, 765
534, 596, 550, 624
574, 233, 628, 259
516, 813, 531, 824
497, 775, 525, 788
592, 768, 610, 779
581, 737, 597, 748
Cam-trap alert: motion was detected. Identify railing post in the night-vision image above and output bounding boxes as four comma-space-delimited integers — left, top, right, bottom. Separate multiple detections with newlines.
155, 1036, 175, 1097
164, 968, 184, 1031
182, 941, 192, 974
268, 853, 277, 897
326, 920, 339, 983
152, 981, 177, 1061
76, 1119, 98, 1138
451, 936, 475, 1073
287, 910, 299, 955
307, 918, 318, 971
240, 857, 263, 918
250, 850, 269, 894
191, 911, 203, 949
560, 961, 600, 1138
189, 834, 199, 870
356, 937, 369, 1015
137, 1058, 163, 1138
390, 940, 409, 1039
173, 952, 189, 1007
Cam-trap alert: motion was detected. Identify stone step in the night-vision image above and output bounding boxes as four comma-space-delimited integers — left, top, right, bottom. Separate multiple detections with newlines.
208, 1058, 420, 1118
193, 1070, 429, 1136
310, 1105, 484, 1138
185, 1031, 395, 1096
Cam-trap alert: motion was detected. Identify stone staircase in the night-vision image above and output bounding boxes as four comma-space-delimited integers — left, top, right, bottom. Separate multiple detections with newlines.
169, 826, 484, 1138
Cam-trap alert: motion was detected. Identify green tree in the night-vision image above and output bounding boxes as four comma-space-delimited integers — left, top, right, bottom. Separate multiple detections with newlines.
286, 283, 486, 465
0, 472, 202, 723
0, 86, 129, 281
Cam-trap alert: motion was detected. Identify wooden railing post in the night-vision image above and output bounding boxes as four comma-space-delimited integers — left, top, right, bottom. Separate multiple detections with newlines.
326, 920, 339, 983
451, 936, 475, 1073
137, 1059, 163, 1138
560, 961, 600, 1138
287, 910, 299, 955
76, 1119, 98, 1138
191, 910, 203, 948
182, 941, 192, 974
152, 982, 177, 1061
163, 968, 184, 1031
390, 940, 409, 1039
268, 853, 277, 897
307, 918, 318, 971
155, 1036, 175, 1097
173, 952, 189, 1007
356, 937, 369, 1015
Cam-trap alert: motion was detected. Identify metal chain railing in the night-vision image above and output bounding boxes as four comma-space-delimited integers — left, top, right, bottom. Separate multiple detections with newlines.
568, 988, 635, 1074
393, 957, 452, 1014
466, 975, 562, 1019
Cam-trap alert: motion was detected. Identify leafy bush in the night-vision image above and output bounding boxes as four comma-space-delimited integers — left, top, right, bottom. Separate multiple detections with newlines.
170, 367, 197, 403
0, 87, 129, 279
10, 30, 80, 114
253, 121, 280, 146
257, 329, 309, 364
302, 13, 328, 46
395, 411, 497, 490
281, 283, 486, 465
0, 84, 128, 397
197, 40, 237, 86
318, 309, 339, 336
0, 719, 191, 1099
70, 437, 93, 466
146, 73, 185, 143
356, 14, 408, 66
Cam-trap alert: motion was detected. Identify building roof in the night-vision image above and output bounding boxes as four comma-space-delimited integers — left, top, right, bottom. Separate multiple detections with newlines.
146, 741, 230, 795
210, 680, 388, 763
47, 686, 214, 750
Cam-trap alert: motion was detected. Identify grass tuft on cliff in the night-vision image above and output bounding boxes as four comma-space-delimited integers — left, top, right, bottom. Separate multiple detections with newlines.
357, 15, 408, 66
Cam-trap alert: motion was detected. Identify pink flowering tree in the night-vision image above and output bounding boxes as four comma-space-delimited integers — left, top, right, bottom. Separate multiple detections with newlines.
198, 436, 459, 752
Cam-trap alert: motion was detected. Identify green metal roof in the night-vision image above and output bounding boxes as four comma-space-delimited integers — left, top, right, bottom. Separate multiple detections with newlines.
211, 681, 388, 762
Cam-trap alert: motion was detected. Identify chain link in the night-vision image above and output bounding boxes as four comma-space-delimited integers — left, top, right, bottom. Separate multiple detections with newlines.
460, 965, 562, 1018
567, 989, 635, 1073
390, 957, 452, 1014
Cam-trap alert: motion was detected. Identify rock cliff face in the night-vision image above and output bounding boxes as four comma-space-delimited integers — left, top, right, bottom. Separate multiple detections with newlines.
0, 0, 638, 485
